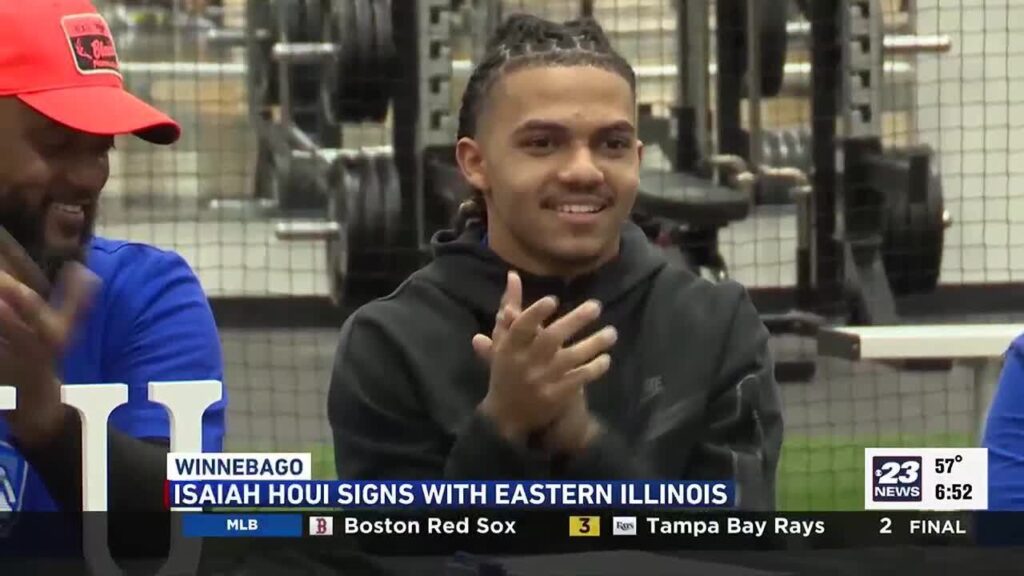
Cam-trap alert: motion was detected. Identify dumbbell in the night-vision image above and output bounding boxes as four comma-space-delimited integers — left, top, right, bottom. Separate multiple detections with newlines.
274, 145, 405, 304
238, 0, 324, 123
785, 20, 953, 55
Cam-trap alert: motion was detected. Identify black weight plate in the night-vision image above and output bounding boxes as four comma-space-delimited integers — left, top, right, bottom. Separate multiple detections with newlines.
762, 130, 782, 166
295, 0, 324, 109
359, 153, 385, 245
364, 152, 387, 241
349, 0, 375, 121
274, 156, 326, 213
321, 0, 353, 126
291, 70, 321, 111
246, 0, 277, 113
335, 0, 360, 122
338, 153, 398, 307
336, 159, 361, 226
325, 0, 371, 123
345, 155, 372, 294
347, 155, 372, 252
760, 0, 789, 97
780, 128, 800, 168
282, 0, 322, 109
328, 161, 361, 304
364, 0, 394, 122
336, 155, 408, 308
319, 0, 341, 127
377, 153, 402, 246
798, 127, 812, 171
883, 169, 945, 295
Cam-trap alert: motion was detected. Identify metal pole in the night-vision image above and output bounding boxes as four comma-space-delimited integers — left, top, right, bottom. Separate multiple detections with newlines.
677, 0, 711, 171
715, 0, 746, 162
809, 0, 843, 308
746, 0, 763, 169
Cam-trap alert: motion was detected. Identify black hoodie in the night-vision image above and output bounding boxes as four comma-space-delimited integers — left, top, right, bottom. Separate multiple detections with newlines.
328, 221, 784, 510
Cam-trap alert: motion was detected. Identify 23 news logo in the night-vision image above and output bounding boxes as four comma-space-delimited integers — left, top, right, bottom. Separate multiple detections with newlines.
872, 456, 922, 502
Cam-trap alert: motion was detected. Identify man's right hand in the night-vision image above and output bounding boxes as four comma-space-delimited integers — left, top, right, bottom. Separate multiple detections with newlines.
472, 271, 617, 443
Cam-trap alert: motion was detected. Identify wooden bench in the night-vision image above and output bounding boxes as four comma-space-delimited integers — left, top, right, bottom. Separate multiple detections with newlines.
817, 324, 1024, 441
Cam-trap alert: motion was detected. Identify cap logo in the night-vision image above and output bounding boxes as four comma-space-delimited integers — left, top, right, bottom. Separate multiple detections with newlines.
60, 14, 121, 77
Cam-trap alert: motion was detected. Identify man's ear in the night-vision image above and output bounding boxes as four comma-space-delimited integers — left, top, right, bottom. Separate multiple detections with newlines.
636, 139, 645, 167
455, 137, 489, 192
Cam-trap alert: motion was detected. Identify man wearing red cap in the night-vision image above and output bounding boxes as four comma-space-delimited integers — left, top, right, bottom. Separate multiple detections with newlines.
0, 0, 226, 513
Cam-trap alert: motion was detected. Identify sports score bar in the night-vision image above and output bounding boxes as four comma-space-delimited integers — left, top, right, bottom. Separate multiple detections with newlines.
172, 447, 996, 548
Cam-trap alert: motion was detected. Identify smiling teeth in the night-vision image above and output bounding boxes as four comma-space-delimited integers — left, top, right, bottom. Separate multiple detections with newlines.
53, 203, 84, 214
557, 204, 602, 214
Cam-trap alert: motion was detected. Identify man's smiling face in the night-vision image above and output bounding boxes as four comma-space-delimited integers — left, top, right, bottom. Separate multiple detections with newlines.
0, 97, 113, 282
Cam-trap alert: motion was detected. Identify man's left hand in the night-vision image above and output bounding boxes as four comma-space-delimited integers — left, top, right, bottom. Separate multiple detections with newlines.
542, 390, 602, 456
0, 263, 97, 448
474, 291, 606, 456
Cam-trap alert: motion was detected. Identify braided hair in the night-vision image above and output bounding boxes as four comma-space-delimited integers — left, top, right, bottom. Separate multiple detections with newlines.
452, 14, 636, 233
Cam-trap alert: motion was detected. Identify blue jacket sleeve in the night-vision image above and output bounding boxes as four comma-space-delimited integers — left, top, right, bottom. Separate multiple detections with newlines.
104, 248, 227, 452
983, 338, 1024, 510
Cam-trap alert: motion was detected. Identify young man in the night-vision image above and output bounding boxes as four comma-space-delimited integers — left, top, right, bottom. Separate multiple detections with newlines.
0, 0, 226, 513
329, 15, 783, 509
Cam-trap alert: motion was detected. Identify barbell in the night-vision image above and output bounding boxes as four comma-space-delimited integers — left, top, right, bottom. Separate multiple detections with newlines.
785, 20, 952, 54
730, 0, 950, 100
264, 0, 396, 125
243, 0, 949, 125
708, 136, 949, 297
243, 0, 396, 125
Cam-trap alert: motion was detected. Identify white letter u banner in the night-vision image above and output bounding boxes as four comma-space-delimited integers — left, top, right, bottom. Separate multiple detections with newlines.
1, 380, 222, 576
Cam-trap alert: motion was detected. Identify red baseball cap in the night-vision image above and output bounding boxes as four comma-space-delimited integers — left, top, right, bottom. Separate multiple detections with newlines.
0, 0, 180, 145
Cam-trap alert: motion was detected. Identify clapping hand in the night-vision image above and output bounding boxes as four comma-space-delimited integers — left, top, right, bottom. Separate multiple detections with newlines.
0, 228, 97, 447
472, 271, 615, 446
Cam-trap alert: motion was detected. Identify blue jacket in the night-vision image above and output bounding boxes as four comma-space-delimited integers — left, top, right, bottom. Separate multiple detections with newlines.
0, 237, 226, 512
983, 332, 1024, 510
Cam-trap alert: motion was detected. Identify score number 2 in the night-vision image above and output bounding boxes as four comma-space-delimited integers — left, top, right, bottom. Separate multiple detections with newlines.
879, 517, 892, 534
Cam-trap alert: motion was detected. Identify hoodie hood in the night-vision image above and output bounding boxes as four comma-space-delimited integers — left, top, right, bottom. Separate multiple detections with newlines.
420, 220, 668, 317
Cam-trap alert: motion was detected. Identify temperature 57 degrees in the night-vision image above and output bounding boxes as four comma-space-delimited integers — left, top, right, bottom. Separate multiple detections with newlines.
935, 455, 964, 474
